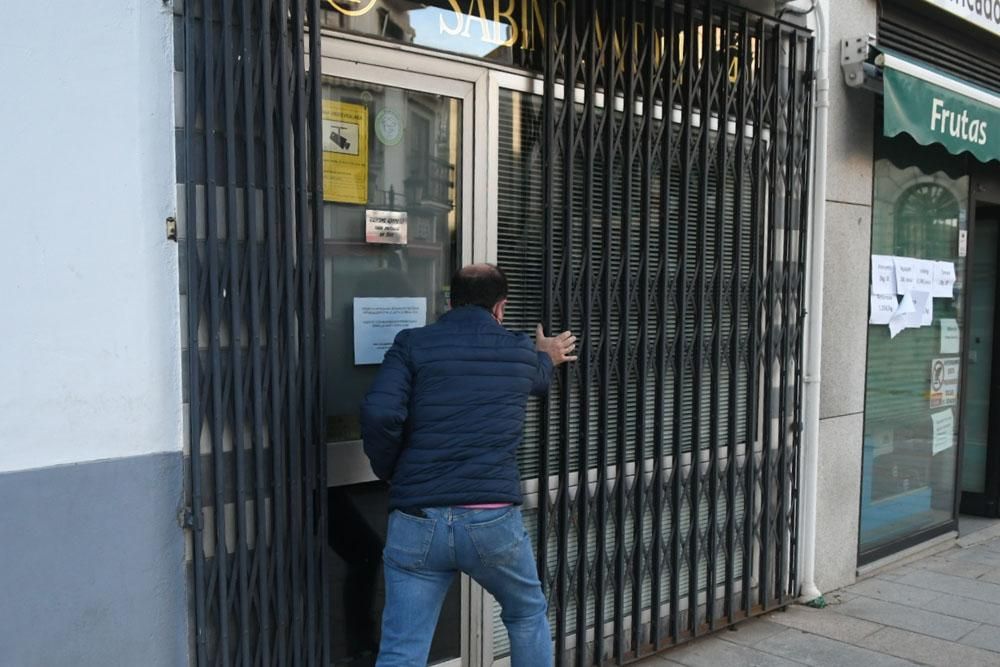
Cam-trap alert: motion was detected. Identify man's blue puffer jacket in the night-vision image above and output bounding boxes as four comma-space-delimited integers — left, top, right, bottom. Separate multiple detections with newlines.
360, 305, 553, 510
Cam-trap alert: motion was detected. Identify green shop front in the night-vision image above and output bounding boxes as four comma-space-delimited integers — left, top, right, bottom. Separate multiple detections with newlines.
853, 1, 1000, 564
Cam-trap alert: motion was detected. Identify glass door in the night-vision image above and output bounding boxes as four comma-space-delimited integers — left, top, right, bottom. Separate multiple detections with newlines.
319, 43, 478, 666
960, 198, 1000, 518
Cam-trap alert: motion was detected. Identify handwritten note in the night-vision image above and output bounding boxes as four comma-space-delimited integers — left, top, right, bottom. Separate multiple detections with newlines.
894, 257, 918, 295
870, 293, 898, 325
918, 290, 933, 327
871, 255, 898, 296
914, 260, 936, 293
909, 291, 932, 328
933, 261, 956, 299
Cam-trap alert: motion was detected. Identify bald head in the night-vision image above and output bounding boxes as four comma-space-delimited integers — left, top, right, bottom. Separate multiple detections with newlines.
451, 263, 508, 311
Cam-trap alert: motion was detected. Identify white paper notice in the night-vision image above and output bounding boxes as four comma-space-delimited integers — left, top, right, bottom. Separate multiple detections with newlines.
933, 261, 957, 299
931, 409, 954, 455
871, 255, 898, 296
353, 297, 427, 365
940, 318, 961, 354
870, 293, 898, 325
888, 292, 916, 339
909, 290, 932, 328
914, 260, 936, 293
894, 257, 918, 295
919, 290, 933, 326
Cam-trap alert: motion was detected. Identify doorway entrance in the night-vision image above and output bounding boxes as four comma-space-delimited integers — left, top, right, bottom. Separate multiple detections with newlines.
319, 42, 482, 667
961, 186, 1000, 518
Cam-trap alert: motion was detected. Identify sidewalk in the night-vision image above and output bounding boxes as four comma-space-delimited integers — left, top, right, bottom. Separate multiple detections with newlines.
638, 527, 1000, 667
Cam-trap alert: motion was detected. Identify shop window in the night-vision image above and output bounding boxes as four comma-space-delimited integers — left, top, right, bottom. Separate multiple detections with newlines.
496, 88, 759, 481
493, 87, 771, 658
860, 134, 968, 557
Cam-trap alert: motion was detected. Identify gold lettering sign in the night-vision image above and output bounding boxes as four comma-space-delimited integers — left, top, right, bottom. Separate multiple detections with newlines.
324, 0, 755, 82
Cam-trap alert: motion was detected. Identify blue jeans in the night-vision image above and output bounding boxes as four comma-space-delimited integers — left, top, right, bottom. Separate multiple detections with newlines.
377, 506, 552, 667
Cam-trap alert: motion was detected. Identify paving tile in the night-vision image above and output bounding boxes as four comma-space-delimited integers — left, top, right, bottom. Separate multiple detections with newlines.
765, 605, 883, 643
977, 569, 1000, 584
858, 626, 1000, 667
846, 577, 944, 606
924, 593, 1000, 625
894, 568, 1000, 604
756, 629, 917, 667
917, 555, 995, 580
953, 546, 1000, 568
824, 591, 859, 606
960, 625, 1000, 654
719, 618, 789, 647
659, 634, 807, 667
633, 656, 685, 666
976, 537, 1000, 552
834, 596, 980, 641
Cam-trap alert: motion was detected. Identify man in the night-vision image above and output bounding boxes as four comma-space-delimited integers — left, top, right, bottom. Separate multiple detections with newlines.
361, 263, 577, 666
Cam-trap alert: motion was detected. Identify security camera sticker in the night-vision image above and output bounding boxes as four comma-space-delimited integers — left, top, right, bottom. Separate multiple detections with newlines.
324, 119, 360, 155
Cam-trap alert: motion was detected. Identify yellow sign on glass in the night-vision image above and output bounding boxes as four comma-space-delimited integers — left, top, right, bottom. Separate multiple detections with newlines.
323, 100, 368, 204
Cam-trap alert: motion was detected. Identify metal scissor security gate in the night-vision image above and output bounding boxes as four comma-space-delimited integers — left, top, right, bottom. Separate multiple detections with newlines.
176, 1, 328, 665
498, 1, 814, 663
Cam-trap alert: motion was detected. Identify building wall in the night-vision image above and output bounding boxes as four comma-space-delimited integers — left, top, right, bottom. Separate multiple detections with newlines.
0, 2, 187, 664
814, 0, 878, 593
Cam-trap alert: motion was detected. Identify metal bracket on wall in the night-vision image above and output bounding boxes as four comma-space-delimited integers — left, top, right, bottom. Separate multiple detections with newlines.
165, 216, 177, 242
842, 34, 883, 94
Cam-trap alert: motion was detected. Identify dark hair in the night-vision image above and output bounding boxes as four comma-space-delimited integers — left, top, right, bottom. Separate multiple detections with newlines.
450, 264, 508, 310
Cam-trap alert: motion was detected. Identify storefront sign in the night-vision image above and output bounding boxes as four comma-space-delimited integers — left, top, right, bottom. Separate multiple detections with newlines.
323, 100, 369, 204
929, 357, 960, 407
353, 297, 427, 365
881, 49, 1000, 164
919, 0, 1000, 39
324, 0, 752, 78
366, 210, 408, 244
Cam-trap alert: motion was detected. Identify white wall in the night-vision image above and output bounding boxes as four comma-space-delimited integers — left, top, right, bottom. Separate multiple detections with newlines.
0, 1, 180, 473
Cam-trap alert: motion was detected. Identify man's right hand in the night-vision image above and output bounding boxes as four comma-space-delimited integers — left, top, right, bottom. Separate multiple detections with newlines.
535, 324, 578, 366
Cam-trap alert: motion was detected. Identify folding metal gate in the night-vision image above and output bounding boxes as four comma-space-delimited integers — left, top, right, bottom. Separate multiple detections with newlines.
176, 1, 328, 665
497, 1, 815, 663
176, 0, 813, 664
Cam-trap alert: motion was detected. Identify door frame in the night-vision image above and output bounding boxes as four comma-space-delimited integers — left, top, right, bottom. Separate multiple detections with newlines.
319, 34, 494, 667
959, 171, 1000, 518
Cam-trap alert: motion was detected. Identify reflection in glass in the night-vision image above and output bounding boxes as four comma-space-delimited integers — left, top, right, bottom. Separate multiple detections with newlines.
322, 77, 460, 442
860, 136, 968, 555
320, 0, 522, 65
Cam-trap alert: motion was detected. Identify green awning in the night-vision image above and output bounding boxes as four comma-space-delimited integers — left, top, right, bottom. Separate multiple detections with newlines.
879, 49, 1000, 163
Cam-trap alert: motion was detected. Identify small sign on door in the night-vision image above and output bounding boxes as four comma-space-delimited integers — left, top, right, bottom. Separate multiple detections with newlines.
366, 210, 408, 245
929, 357, 960, 408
